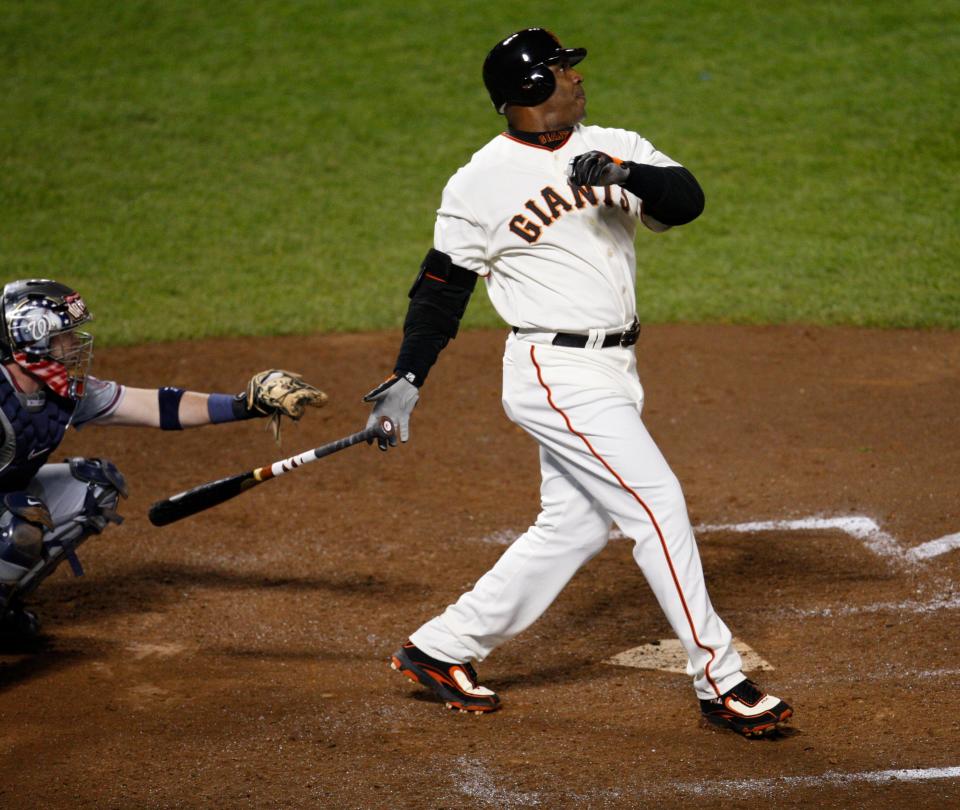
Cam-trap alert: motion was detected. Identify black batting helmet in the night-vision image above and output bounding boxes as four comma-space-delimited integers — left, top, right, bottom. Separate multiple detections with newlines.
482, 28, 587, 114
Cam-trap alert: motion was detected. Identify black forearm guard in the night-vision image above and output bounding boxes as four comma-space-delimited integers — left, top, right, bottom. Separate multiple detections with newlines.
393, 249, 478, 386
621, 164, 705, 226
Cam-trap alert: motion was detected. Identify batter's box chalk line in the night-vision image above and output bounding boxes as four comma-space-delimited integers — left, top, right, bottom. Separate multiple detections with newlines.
480, 515, 960, 564
690, 515, 960, 565
671, 766, 960, 798
605, 638, 773, 673
452, 757, 960, 804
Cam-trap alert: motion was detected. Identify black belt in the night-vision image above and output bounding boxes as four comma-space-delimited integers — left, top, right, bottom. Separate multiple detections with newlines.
512, 318, 641, 349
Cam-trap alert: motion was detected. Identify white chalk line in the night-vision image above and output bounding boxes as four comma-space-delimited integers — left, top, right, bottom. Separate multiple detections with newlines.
456, 756, 543, 807
695, 516, 960, 564
673, 765, 960, 798
785, 591, 960, 618
788, 666, 960, 687
453, 755, 960, 803
911, 531, 960, 560
694, 516, 904, 561
478, 515, 960, 564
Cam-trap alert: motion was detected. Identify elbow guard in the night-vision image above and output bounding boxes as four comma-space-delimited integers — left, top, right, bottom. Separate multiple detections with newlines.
407, 248, 478, 337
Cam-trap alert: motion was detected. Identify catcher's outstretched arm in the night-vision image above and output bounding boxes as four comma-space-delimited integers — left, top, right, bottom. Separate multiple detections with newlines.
92, 371, 328, 439
95, 387, 221, 428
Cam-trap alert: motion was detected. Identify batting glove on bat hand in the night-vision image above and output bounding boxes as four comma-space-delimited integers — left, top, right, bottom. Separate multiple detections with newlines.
236, 369, 329, 443
362, 374, 419, 451
566, 151, 630, 187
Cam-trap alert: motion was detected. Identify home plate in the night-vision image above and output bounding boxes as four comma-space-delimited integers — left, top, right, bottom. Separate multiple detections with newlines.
605, 638, 774, 673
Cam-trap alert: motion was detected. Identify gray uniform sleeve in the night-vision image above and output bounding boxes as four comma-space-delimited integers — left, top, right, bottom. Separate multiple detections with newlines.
72, 376, 125, 428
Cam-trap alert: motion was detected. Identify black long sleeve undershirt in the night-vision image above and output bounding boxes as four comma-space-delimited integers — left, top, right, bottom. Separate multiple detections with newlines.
394, 297, 459, 385
621, 164, 705, 226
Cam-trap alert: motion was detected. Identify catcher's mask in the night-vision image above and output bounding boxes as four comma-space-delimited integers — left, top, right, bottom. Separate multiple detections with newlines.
482, 28, 587, 114
0, 279, 94, 399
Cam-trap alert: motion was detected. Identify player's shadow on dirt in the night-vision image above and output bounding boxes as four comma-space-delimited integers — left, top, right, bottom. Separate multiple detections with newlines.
697, 530, 896, 585
0, 639, 91, 694
216, 647, 382, 662
28, 563, 425, 632
3, 565, 425, 690
483, 659, 608, 691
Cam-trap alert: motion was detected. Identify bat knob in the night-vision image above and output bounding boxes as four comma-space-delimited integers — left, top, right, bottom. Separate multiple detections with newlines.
378, 416, 395, 438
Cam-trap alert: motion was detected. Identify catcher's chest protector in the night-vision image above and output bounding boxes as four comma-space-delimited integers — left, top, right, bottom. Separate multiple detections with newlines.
0, 370, 75, 492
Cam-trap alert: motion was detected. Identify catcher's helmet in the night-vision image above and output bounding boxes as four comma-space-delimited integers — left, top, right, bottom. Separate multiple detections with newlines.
483, 28, 587, 114
0, 279, 94, 398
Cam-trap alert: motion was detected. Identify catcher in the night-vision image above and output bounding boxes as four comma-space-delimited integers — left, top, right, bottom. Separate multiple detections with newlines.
0, 278, 327, 638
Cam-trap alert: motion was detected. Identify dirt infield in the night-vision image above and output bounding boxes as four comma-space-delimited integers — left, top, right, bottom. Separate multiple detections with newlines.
3, 325, 959, 808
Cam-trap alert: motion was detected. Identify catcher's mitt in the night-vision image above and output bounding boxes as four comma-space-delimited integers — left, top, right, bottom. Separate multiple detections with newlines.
245, 369, 328, 442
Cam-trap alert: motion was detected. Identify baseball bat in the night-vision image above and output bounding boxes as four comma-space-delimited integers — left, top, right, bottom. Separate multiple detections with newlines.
148, 416, 395, 527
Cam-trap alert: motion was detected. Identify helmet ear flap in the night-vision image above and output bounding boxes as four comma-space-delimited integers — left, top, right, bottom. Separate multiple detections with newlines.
516, 65, 557, 108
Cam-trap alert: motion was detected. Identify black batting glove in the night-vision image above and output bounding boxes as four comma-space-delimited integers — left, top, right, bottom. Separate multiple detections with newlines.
566, 151, 630, 187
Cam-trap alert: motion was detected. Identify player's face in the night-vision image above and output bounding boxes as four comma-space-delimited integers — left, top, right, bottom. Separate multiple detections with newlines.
49, 330, 80, 361
545, 61, 586, 126
49, 328, 94, 378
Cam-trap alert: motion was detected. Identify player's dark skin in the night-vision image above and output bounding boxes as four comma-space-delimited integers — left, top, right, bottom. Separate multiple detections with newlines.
506, 62, 585, 131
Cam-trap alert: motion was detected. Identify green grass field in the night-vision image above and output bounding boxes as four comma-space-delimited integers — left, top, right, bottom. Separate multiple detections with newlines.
2, 0, 958, 343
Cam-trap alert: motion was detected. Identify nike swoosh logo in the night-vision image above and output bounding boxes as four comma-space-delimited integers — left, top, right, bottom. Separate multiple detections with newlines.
451, 668, 496, 697
28, 447, 51, 460
724, 694, 781, 717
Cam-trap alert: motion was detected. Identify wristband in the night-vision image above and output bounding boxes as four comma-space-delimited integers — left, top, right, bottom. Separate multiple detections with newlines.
158, 387, 185, 431
207, 393, 239, 424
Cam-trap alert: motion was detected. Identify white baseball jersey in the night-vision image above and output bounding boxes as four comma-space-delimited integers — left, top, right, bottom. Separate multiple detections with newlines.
411, 121, 748, 702
434, 124, 680, 332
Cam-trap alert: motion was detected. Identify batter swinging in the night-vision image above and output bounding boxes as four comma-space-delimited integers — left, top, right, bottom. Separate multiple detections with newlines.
364, 28, 793, 737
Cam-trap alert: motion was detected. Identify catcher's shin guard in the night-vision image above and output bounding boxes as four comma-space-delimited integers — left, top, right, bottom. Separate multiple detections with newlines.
1, 493, 54, 637
2, 459, 127, 609
0, 493, 54, 585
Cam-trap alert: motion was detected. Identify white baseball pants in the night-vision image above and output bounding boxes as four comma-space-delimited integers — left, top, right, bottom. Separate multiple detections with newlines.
411, 332, 745, 699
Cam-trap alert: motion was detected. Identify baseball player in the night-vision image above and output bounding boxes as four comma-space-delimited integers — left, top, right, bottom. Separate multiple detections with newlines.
0, 278, 327, 638
363, 29, 794, 738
